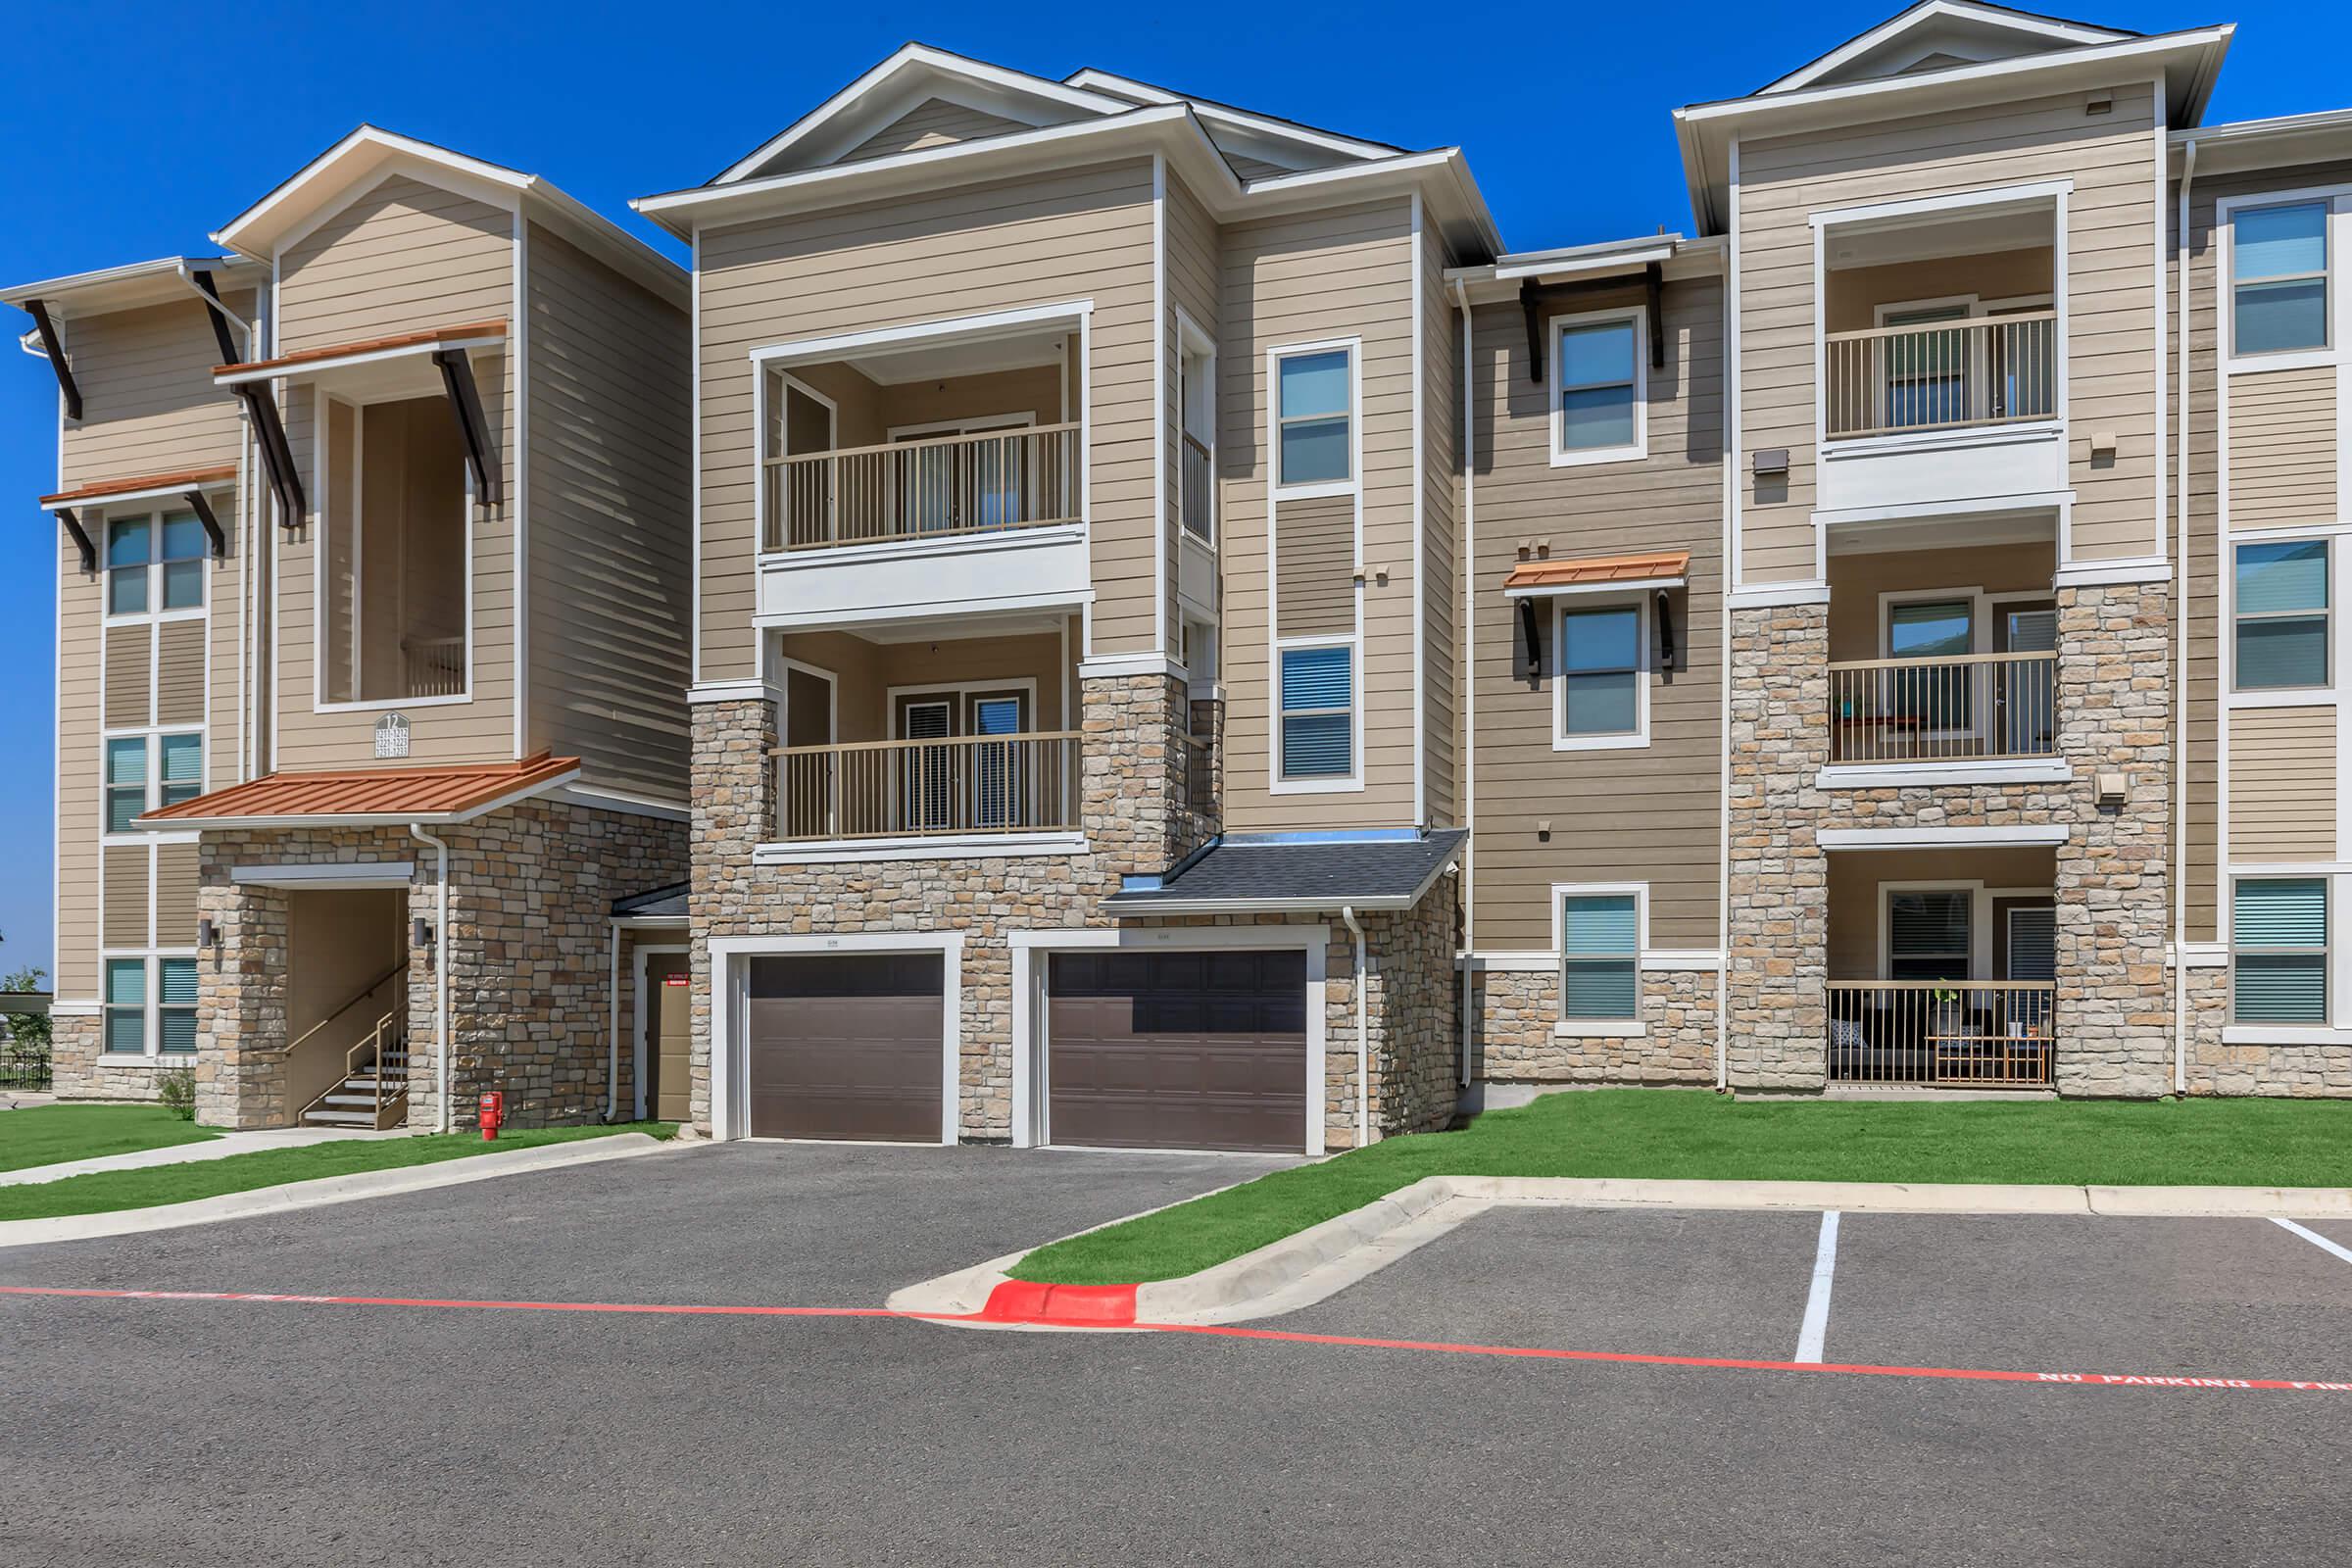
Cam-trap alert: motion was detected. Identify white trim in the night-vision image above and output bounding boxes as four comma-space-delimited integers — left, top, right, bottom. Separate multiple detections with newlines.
1409, 191, 1426, 826
1504, 573, 1684, 601
1551, 881, 1647, 1031
513, 210, 529, 761
1152, 152, 1168, 661
2051, 555, 2173, 587
40, 473, 237, 514
753, 831, 1088, 865
1551, 592, 1653, 753
1818, 760, 2071, 789
1269, 635, 1363, 794
2215, 185, 2348, 374
690, 225, 703, 685
548, 785, 692, 823
1727, 580, 1831, 610
228, 860, 414, 888
1758, 2, 2127, 96
1818, 825, 2070, 849
2167, 942, 2228, 970
1267, 334, 1364, 498
2222, 1024, 2352, 1046
1074, 652, 1184, 681
705, 931, 966, 1146
687, 677, 784, 707
1060, 70, 1399, 163
1005, 923, 1331, 1155
211, 330, 508, 389
630, 942, 690, 1122
747, 299, 1097, 369
1806, 177, 2074, 232
1546, 305, 1648, 466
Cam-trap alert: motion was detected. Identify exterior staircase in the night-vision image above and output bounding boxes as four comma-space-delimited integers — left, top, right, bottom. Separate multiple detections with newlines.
299, 1017, 411, 1130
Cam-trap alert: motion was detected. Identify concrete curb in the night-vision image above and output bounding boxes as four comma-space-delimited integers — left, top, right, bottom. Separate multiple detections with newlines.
0, 1133, 681, 1250
895, 1173, 2352, 1329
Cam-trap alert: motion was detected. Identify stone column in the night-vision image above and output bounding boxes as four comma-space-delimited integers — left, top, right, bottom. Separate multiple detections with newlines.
194, 849, 294, 1129
1081, 671, 1192, 876
686, 697, 778, 1134
2052, 581, 2174, 1098
1725, 601, 1831, 1091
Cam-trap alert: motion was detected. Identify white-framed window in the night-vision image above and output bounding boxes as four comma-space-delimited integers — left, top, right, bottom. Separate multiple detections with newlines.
1277, 641, 1354, 782
1548, 308, 1645, 466
99, 955, 201, 1058
103, 958, 147, 1054
2232, 877, 2328, 1024
1556, 886, 1643, 1024
1886, 887, 1972, 982
2231, 201, 2330, 357
1178, 318, 1217, 545
317, 391, 473, 709
1273, 344, 1353, 489
2233, 539, 2329, 692
1554, 598, 1649, 750
104, 731, 203, 834
104, 509, 205, 618
159, 957, 198, 1055
104, 736, 149, 834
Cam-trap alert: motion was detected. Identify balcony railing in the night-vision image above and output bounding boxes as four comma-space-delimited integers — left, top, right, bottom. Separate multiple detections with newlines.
763, 422, 1082, 553
1824, 312, 2058, 439
1827, 981, 2056, 1088
768, 730, 1079, 842
1179, 431, 1212, 542
1828, 651, 2057, 764
401, 635, 466, 699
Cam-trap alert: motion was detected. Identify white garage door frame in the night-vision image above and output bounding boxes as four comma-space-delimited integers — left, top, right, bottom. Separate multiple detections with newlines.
1007, 924, 1330, 1155
707, 932, 965, 1145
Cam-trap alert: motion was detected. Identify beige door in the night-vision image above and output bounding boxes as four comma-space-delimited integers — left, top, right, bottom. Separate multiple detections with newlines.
644, 954, 692, 1123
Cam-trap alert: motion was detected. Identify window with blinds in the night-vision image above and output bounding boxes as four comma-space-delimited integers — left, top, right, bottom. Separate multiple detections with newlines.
2232, 201, 2329, 356
1561, 893, 1640, 1020
159, 957, 199, 1054
2234, 540, 2328, 691
1887, 889, 1970, 982
1558, 604, 1642, 740
103, 959, 146, 1054
1279, 644, 1353, 780
2233, 878, 2327, 1023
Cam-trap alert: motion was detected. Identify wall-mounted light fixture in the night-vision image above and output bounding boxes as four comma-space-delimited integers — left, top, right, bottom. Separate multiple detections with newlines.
197, 917, 218, 950
412, 917, 435, 952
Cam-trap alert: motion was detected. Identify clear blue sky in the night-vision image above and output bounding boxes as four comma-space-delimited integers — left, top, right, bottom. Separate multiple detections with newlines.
1, 0, 2344, 981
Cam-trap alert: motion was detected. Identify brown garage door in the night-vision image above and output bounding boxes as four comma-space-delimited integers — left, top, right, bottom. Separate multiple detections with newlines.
1047, 950, 1307, 1152
744, 954, 943, 1141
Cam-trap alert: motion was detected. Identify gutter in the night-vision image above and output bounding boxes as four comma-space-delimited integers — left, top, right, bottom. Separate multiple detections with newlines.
409, 823, 453, 1133
2174, 134, 2198, 1096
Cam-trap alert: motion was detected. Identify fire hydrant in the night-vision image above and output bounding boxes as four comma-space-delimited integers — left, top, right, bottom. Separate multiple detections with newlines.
478, 1091, 505, 1141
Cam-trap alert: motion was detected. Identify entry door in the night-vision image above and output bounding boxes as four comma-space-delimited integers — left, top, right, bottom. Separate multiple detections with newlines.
1994, 603, 2058, 757
780, 665, 837, 839
643, 954, 691, 1122
967, 692, 1026, 829
2003, 905, 2057, 1035
900, 699, 956, 831
893, 416, 1030, 534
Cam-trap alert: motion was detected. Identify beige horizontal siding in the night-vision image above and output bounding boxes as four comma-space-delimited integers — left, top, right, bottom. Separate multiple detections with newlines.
697, 160, 1158, 679
1420, 218, 1459, 829
102, 845, 147, 949
277, 174, 514, 354
57, 540, 103, 998
1737, 84, 2162, 579
841, 98, 1044, 164
522, 221, 694, 805
156, 617, 206, 725
154, 842, 199, 948
57, 295, 252, 490
105, 622, 152, 728
2227, 365, 2337, 527
1274, 494, 1354, 637
2228, 707, 2335, 862
1466, 277, 1726, 949
1220, 199, 1418, 830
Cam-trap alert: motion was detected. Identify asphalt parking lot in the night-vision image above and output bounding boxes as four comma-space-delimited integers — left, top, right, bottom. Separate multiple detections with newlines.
3, 1146, 2349, 1566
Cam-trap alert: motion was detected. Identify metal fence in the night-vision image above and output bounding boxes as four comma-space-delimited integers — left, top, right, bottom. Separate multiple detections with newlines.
1826, 980, 2057, 1088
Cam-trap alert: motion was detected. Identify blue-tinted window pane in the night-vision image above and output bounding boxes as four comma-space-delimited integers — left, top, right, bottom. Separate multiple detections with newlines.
107, 518, 151, 568
1561, 607, 1639, 672
1560, 385, 1636, 451
160, 957, 198, 1004
2238, 541, 2328, 613
2234, 955, 2326, 1022
2235, 203, 2327, 280
162, 559, 204, 611
2236, 616, 2327, 689
1281, 712, 1351, 778
107, 958, 146, 1005
1278, 416, 1349, 484
1562, 959, 1638, 1019
109, 564, 148, 615
1277, 351, 1350, 419
107, 790, 145, 834
2236, 279, 2328, 355
1888, 600, 1973, 659
160, 734, 202, 785
106, 736, 148, 785
1557, 320, 1635, 386
159, 1009, 198, 1054
1280, 646, 1352, 711
160, 514, 205, 562
1562, 671, 1638, 735
1562, 895, 1638, 956
2235, 878, 2327, 948
103, 1008, 147, 1054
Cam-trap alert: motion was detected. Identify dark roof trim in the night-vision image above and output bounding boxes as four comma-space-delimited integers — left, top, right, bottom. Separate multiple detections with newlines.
612, 881, 690, 919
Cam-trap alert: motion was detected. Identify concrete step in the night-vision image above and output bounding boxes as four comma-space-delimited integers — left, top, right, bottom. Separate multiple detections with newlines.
302, 1110, 379, 1127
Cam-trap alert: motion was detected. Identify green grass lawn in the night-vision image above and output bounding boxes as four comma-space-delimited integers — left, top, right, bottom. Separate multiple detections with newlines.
1011, 1090, 2352, 1286
0, 1105, 220, 1174
0, 1122, 676, 1223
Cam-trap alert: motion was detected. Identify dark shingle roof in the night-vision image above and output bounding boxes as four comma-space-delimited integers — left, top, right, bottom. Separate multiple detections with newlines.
1102, 830, 1465, 914
613, 882, 689, 919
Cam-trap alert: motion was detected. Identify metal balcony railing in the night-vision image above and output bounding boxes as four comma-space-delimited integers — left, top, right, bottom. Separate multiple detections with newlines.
1827, 980, 2057, 1088
1828, 651, 2057, 764
767, 730, 1080, 842
763, 422, 1082, 552
1823, 312, 2058, 439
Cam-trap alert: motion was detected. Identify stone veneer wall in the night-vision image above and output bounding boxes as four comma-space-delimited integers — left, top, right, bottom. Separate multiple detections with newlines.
2179, 961, 2352, 1097
45, 1013, 141, 1102
688, 673, 1457, 1145
1469, 967, 1720, 1086
193, 800, 685, 1130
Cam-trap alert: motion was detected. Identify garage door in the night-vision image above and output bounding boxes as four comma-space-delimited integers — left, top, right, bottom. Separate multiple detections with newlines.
1047, 950, 1307, 1152
744, 955, 943, 1141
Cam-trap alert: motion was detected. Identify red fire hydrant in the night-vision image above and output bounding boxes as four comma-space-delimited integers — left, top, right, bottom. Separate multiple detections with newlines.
478, 1091, 505, 1141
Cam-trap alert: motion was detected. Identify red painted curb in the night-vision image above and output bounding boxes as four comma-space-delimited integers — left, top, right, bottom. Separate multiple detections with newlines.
975, 1280, 1140, 1326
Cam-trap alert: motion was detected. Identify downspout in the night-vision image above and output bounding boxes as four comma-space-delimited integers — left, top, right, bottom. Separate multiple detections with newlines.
1452, 275, 1477, 1089
409, 823, 453, 1133
1715, 258, 1735, 1093
605, 921, 621, 1121
2174, 136, 2198, 1096
1343, 905, 1368, 1149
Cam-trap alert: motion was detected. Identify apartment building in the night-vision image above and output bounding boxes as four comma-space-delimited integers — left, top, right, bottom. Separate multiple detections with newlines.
20, 3, 2351, 1142
11, 128, 694, 1130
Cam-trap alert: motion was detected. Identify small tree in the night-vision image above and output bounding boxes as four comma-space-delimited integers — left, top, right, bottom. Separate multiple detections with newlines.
1, 963, 49, 1057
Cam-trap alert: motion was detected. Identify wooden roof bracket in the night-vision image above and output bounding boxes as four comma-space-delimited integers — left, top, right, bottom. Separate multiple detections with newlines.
24, 300, 81, 419
1517, 596, 1543, 674
234, 383, 307, 523
1519, 278, 1544, 383
56, 505, 95, 572
433, 348, 503, 508
185, 488, 227, 558
1644, 262, 1665, 370
187, 269, 243, 367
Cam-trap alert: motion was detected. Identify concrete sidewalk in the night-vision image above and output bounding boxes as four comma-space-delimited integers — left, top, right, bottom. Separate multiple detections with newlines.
1, 1126, 410, 1189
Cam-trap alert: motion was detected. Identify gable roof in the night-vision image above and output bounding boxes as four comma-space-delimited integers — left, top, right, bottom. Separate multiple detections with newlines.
1757, 2, 2133, 96
213, 125, 686, 310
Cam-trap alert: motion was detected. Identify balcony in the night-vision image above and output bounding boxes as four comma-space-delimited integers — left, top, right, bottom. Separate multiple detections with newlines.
770, 730, 1080, 842
1826, 981, 2056, 1088
1823, 313, 2057, 441
1827, 651, 2057, 764
762, 422, 1081, 552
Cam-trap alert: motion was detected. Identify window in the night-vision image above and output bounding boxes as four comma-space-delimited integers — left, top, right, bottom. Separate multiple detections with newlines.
159, 513, 206, 611
2233, 877, 2327, 1023
103, 511, 204, 616
104, 737, 148, 834
1887, 597, 1977, 728
1557, 603, 1643, 743
1275, 348, 1350, 486
2235, 540, 2329, 690
159, 733, 203, 808
1551, 314, 1642, 461
104, 959, 146, 1054
107, 516, 150, 615
1887, 889, 1971, 982
1560, 893, 1640, 1020
159, 957, 198, 1055
2233, 202, 2328, 356
321, 394, 470, 706
1278, 643, 1353, 780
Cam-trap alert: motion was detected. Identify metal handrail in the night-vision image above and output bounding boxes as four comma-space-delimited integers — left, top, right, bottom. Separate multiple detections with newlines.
1823, 311, 2059, 439
1822, 310, 2056, 345
762, 420, 1082, 467
342, 1009, 409, 1124
767, 728, 1083, 760
1827, 650, 2057, 763
282, 963, 405, 1059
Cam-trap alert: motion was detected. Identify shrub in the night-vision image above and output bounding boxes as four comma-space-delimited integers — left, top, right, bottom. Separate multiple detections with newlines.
156, 1067, 197, 1121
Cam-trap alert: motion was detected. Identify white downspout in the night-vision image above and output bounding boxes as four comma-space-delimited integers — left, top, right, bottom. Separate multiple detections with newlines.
1716, 262, 1735, 1093
2174, 136, 2198, 1096
1452, 276, 1478, 1090
1343, 906, 1368, 1149
409, 823, 453, 1133
605, 921, 621, 1122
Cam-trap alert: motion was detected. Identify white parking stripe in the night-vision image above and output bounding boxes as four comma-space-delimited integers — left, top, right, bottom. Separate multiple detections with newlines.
1794, 1210, 1840, 1364
2272, 1217, 2352, 1266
